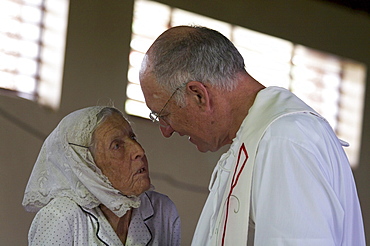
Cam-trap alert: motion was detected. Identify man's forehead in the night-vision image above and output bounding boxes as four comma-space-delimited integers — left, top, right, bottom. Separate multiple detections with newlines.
140, 76, 161, 96
146, 90, 162, 102
139, 53, 154, 83
139, 56, 168, 105
140, 71, 163, 97
140, 80, 165, 110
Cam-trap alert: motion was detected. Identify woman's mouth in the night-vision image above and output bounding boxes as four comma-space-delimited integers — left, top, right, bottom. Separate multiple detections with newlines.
136, 167, 146, 174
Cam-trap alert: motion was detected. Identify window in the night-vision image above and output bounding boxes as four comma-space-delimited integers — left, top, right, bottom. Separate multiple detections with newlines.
126, 0, 366, 167
0, 0, 69, 110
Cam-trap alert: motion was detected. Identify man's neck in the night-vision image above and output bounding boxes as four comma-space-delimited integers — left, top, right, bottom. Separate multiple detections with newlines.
221, 73, 265, 143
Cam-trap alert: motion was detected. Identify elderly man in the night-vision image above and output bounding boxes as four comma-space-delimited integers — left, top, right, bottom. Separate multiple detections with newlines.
139, 25, 365, 246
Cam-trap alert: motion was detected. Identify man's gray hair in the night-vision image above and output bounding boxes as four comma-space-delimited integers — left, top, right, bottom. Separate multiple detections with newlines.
149, 25, 246, 105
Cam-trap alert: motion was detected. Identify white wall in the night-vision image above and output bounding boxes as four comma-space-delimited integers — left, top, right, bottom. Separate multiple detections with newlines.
0, 0, 369, 245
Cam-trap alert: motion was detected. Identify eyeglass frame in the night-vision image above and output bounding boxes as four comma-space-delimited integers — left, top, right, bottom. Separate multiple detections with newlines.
149, 82, 187, 126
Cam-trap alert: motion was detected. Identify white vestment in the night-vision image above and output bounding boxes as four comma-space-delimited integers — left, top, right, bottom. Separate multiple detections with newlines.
192, 86, 365, 246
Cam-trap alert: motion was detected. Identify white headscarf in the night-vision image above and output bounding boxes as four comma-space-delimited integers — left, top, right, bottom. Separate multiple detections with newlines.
22, 106, 141, 217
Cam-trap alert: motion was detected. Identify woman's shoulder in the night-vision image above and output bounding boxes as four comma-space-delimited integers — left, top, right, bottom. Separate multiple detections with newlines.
38, 196, 86, 220
142, 191, 177, 209
47, 196, 80, 210
30, 197, 87, 235
140, 191, 180, 225
143, 190, 171, 200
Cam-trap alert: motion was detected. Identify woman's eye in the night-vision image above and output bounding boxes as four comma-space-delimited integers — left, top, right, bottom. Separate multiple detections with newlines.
113, 143, 120, 150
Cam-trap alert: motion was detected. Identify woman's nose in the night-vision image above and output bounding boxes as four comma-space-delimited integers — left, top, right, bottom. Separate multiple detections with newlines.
131, 142, 145, 160
160, 124, 175, 138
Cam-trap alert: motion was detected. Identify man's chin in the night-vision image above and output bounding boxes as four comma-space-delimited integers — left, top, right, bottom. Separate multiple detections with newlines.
189, 137, 219, 152
197, 143, 223, 153
196, 146, 209, 153
194, 142, 214, 153
189, 138, 205, 152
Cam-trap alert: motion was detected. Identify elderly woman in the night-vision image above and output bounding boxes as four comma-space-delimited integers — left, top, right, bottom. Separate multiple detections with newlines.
22, 106, 181, 245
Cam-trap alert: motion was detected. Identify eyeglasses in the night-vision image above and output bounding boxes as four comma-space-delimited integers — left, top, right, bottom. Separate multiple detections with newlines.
149, 83, 187, 126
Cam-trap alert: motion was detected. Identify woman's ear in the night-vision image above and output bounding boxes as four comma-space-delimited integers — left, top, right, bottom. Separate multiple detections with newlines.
186, 81, 211, 111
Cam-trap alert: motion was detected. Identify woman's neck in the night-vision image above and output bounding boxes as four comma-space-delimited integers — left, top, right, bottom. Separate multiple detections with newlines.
100, 205, 132, 244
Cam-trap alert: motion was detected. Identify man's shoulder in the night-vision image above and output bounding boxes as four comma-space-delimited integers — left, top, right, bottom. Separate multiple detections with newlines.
269, 112, 329, 137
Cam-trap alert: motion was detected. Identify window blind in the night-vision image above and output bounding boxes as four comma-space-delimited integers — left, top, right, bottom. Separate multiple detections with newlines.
0, 0, 69, 110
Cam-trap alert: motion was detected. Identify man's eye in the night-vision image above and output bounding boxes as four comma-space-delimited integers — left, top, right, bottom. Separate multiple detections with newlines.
159, 113, 170, 120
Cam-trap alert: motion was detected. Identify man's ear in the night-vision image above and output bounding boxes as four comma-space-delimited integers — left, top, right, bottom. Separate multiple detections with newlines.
186, 81, 211, 110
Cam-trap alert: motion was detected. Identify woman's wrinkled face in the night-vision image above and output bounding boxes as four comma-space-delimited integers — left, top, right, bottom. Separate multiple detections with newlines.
91, 113, 150, 196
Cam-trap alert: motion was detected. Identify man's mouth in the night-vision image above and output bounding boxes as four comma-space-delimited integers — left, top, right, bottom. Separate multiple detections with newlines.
188, 136, 196, 144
